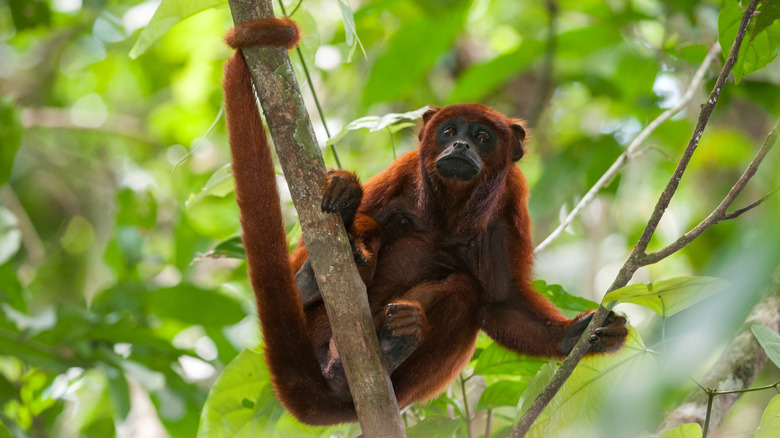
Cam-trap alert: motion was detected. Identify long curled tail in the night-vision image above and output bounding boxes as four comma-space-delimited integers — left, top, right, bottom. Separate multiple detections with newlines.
222, 18, 356, 424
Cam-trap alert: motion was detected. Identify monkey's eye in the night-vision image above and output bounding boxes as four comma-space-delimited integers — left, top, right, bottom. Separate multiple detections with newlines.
443, 126, 457, 136
475, 131, 490, 143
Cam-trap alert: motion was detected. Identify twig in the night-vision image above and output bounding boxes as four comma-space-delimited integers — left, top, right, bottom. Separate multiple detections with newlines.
534, 43, 720, 255
723, 187, 778, 220
512, 1, 761, 436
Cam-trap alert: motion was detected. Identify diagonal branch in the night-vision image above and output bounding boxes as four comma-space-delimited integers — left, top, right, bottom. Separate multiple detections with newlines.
534, 43, 720, 255
512, 1, 762, 436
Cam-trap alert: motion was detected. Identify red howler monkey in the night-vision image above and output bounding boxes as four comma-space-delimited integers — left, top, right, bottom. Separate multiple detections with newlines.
223, 16, 628, 426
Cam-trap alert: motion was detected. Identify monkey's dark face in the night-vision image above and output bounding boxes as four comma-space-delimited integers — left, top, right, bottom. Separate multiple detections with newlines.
433, 118, 496, 181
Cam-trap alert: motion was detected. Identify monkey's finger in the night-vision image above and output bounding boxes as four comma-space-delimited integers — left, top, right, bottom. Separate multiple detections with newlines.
594, 325, 628, 338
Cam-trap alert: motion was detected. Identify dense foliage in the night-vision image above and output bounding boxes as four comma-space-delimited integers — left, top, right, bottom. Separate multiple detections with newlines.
1, 0, 779, 437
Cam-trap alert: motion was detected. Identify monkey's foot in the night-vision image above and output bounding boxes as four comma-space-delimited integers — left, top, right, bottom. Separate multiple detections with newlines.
379, 302, 425, 372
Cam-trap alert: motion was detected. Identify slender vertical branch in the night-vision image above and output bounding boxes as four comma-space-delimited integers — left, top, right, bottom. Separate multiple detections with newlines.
226, 0, 404, 435
512, 1, 761, 436
527, 0, 557, 128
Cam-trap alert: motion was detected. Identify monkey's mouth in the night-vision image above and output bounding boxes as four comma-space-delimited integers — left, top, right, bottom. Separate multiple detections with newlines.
435, 156, 481, 181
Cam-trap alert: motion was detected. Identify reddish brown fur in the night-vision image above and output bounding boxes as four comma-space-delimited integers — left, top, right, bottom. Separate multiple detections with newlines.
224, 17, 626, 426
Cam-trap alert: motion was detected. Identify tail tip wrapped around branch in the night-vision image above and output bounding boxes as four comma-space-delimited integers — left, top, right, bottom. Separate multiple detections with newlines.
224, 16, 301, 50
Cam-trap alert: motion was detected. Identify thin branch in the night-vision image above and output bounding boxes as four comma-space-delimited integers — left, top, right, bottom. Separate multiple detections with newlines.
512, 1, 761, 436
644, 117, 778, 264
723, 187, 778, 220
534, 43, 720, 255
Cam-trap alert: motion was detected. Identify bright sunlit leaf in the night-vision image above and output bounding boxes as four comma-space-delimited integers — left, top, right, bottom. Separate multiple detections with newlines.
660, 422, 703, 438
326, 106, 431, 147
129, 0, 224, 59
718, 0, 780, 83
755, 394, 780, 438
602, 276, 731, 317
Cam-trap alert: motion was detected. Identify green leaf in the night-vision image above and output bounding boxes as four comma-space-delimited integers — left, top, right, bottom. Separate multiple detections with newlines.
602, 276, 731, 317
406, 416, 462, 438
198, 347, 286, 437
660, 423, 703, 438
718, 0, 780, 83
129, 0, 224, 59
196, 235, 246, 261
473, 342, 547, 376
146, 284, 245, 326
534, 280, 597, 317
755, 394, 780, 438
524, 328, 654, 437
0, 207, 20, 265
335, 0, 366, 63
0, 97, 23, 186
516, 360, 557, 419
752, 325, 780, 369
326, 106, 431, 147
477, 380, 527, 411
186, 164, 234, 207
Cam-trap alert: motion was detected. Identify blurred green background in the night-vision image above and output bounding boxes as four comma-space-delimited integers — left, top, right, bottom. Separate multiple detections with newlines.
1, 0, 779, 437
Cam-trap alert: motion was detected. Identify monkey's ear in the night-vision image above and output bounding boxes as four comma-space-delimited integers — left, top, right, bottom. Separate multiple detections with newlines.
418, 106, 441, 141
510, 120, 526, 162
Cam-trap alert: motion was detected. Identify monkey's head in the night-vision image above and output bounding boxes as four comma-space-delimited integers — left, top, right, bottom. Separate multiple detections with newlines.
418, 104, 526, 185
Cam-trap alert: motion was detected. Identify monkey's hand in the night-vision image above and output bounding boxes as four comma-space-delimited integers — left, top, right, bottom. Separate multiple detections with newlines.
321, 170, 363, 228
557, 311, 628, 356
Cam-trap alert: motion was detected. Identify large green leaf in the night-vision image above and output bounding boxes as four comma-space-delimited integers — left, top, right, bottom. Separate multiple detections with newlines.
473, 342, 547, 376
752, 324, 780, 370
755, 394, 780, 438
718, 0, 780, 83
602, 276, 731, 317
477, 380, 527, 412
129, 0, 225, 58
406, 416, 462, 438
660, 423, 703, 438
518, 328, 654, 437
0, 97, 23, 186
198, 347, 286, 437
